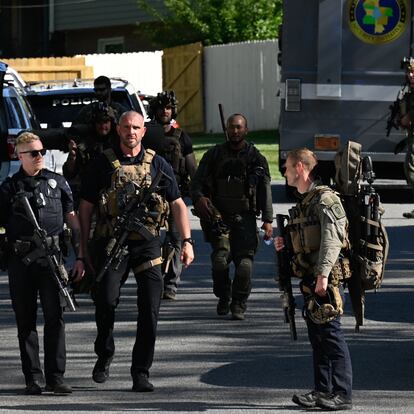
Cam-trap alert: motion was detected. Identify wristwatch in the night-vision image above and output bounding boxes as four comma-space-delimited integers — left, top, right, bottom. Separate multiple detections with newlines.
182, 237, 195, 247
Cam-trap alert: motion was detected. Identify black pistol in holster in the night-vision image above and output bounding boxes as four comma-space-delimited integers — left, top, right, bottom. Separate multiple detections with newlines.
96, 169, 166, 283
16, 193, 76, 312
276, 214, 297, 341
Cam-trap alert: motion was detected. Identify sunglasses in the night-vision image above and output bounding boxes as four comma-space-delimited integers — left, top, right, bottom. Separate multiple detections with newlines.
94, 87, 108, 92
19, 148, 47, 158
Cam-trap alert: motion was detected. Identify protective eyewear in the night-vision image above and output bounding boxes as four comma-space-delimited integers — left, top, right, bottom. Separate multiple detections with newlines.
94, 87, 107, 92
19, 148, 47, 158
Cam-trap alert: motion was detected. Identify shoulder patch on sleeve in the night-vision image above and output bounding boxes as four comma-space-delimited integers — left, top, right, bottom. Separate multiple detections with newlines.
329, 202, 346, 220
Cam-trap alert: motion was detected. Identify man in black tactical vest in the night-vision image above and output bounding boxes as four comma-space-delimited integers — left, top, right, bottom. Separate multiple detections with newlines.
275, 148, 353, 411
63, 102, 119, 209
191, 114, 273, 320
145, 90, 197, 300
0, 132, 85, 395
79, 111, 194, 392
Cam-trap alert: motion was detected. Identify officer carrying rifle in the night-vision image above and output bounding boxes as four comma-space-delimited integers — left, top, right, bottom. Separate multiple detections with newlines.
0, 132, 84, 395
274, 148, 353, 411
191, 113, 273, 320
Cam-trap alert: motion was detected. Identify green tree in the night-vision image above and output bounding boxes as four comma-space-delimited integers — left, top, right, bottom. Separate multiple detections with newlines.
137, 0, 283, 47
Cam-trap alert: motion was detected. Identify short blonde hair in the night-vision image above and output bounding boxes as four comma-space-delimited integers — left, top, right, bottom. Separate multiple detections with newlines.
287, 148, 318, 172
15, 132, 41, 151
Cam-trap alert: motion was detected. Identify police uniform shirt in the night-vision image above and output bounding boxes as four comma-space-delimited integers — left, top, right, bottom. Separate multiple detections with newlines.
80, 144, 180, 205
0, 168, 74, 241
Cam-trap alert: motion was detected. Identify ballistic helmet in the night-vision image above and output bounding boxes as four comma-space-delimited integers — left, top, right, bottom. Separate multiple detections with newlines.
148, 90, 178, 119
91, 102, 117, 124
306, 285, 343, 324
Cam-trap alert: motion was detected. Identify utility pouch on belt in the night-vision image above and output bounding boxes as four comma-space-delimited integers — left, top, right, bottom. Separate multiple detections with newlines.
330, 256, 352, 286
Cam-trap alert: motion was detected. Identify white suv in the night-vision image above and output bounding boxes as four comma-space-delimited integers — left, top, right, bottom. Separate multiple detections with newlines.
0, 62, 55, 183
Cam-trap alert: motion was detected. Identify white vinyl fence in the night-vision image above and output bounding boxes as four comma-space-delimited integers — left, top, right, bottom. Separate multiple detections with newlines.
204, 40, 280, 133
84, 51, 163, 96
81, 41, 280, 132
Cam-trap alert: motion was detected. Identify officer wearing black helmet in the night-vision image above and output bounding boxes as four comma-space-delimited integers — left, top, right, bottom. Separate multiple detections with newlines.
145, 90, 197, 300
63, 102, 119, 208
274, 148, 353, 411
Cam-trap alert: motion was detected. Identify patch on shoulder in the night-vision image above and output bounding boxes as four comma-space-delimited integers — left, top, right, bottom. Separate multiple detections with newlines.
330, 202, 346, 220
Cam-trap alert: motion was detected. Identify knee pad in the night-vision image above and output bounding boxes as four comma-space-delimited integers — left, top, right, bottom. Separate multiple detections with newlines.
212, 252, 230, 271
236, 258, 253, 279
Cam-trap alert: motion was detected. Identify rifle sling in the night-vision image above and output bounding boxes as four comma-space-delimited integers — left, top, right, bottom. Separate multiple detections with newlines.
133, 256, 163, 274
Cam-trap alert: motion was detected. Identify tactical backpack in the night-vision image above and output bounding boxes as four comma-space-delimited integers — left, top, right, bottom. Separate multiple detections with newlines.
334, 140, 389, 330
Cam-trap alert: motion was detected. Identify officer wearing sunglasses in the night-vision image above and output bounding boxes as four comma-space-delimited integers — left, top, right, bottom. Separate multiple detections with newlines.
0, 132, 85, 395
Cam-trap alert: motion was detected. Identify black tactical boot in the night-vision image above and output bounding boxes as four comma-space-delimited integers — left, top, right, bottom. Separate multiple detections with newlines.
132, 373, 154, 392
24, 381, 42, 395
216, 298, 230, 315
44, 382, 72, 394
92, 356, 113, 383
230, 301, 246, 320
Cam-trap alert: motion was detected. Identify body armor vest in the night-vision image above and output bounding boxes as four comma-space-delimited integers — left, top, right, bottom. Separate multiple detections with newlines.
288, 186, 350, 281
211, 144, 256, 214
162, 128, 187, 187
95, 148, 169, 239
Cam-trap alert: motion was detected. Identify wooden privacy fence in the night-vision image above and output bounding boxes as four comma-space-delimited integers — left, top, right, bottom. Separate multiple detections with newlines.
162, 42, 204, 134
3, 56, 93, 82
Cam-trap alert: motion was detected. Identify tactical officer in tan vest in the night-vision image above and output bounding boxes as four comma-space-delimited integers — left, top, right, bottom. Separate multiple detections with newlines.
79, 111, 194, 392
275, 148, 353, 411
191, 114, 273, 320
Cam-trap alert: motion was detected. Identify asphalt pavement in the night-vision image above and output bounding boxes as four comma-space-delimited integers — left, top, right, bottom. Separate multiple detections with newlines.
0, 181, 413, 413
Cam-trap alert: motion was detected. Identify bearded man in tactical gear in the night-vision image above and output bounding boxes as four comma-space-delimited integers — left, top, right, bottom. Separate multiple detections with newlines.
191, 114, 273, 320
79, 111, 194, 392
274, 148, 353, 411
145, 90, 197, 300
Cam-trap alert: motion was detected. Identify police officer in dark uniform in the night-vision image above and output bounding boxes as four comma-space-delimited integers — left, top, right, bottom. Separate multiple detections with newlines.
0, 132, 85, 395
63, 102, 118, 208
191, 114, 273, 320
79, 111, 194, 392
275, 148, 353, 411
74, 75, 127, 125
145, 90, 197, 300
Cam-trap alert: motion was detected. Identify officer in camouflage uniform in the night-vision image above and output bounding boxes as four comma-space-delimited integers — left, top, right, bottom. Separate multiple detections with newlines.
275, 148, 352, 411
396, 58, 414, 218
191, 114, 273, 320
79, 111, 194, 392
63, 103, 118, 208
145, 91, 197, 300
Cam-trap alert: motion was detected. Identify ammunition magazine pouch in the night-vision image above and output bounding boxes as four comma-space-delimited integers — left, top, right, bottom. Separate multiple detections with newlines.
302, 283, 343, 324
330, 256, 352, 286
214, 179, 250, 214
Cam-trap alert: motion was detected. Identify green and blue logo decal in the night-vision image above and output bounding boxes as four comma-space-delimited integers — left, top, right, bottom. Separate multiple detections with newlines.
348, 0, 408, 44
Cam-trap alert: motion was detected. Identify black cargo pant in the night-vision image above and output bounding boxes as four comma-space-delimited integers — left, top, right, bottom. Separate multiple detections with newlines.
162, 216, 183, 294
8, 254, 66, 386
93, 237, 163, 379
303, 284, 353, 400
